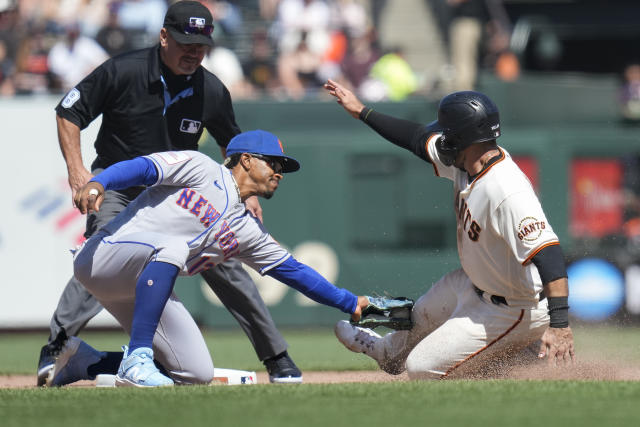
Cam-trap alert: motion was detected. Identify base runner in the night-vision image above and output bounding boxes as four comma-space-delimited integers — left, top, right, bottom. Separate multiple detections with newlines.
324, 79, 575, 379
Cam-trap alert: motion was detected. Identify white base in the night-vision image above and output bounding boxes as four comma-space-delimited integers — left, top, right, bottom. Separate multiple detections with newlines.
96, 374, 116, 387
212, 368, 257, 385
94, 368, 257, 387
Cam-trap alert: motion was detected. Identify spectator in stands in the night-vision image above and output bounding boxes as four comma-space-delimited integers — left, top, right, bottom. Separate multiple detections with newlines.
201, 43, 256, 99
243, 28, 279, 95
12, 23, 52, 94
272, 0, 330, 56
339, 28, 381, 94
0, 38, 15, 96
96, 1, 134, 56
620, 63, 640, 123
277, 30, 323, 99
116, 0, 167, 49
426, 0, 488, 91
47, 21, 109, 92
367, 46, 418, 101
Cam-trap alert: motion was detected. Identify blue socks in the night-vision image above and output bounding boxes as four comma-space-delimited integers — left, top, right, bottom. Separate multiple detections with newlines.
128, 261, 179, 353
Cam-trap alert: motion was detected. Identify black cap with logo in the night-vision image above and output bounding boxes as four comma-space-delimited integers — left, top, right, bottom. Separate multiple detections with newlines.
163, 1, 215, 47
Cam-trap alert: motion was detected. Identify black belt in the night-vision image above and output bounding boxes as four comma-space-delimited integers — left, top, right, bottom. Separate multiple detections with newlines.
473, 285, 546, 306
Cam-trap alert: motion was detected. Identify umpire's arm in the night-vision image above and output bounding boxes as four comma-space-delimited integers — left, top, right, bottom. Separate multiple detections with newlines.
57, 115, 93, 206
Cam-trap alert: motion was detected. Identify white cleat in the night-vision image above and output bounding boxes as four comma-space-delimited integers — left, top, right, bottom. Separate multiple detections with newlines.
335, 320, 406, 375
334, 320, 382, 357
115, 346, 174, 388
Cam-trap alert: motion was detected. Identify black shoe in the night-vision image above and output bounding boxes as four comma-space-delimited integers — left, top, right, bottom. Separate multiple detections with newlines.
36, 329, 68, 387
263, 351, 303, 384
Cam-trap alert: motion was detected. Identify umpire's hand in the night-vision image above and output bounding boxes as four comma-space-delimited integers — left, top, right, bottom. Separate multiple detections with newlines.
74, 181, 105, 214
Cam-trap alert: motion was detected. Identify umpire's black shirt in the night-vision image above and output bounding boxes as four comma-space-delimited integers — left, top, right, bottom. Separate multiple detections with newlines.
55, 45, 241, 171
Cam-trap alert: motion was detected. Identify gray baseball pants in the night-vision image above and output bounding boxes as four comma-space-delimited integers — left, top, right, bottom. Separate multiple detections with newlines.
48, 185, 288, 361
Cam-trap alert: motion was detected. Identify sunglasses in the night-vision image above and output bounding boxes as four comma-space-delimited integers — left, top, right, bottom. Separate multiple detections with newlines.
173, 23, 214, 36
250, 154, 284, 174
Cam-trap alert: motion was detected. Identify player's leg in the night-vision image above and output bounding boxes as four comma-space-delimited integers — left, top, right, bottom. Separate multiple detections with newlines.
72, 233, 212, 386
404, 278, 548, 379
99, 294, 214, 385
201, 261, 302, 383
335, 269, 463, 374
37, 187, 139, 386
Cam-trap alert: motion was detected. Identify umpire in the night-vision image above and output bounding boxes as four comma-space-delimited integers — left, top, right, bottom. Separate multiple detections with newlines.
38, 1, 302, 385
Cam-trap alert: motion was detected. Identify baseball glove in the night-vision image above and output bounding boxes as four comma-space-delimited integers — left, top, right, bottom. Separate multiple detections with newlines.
351, 296, 414, 330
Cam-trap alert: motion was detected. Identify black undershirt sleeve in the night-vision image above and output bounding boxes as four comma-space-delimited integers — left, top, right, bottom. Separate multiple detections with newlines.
531, 244, 568, 284
359, 107, 434, 163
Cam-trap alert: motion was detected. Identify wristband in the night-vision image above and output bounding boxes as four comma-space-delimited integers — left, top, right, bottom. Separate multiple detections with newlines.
359, 106, 374, 122
548, 296, 569, 328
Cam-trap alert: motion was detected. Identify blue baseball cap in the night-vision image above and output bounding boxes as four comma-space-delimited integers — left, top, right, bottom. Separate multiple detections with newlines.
226, 130, 300, 173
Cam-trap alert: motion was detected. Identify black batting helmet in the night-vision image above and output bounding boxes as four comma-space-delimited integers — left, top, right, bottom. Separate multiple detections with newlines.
435, 91, 501, 166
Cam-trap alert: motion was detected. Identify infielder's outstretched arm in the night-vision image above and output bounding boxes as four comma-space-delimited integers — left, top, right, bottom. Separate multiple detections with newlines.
267, 257, 368, 321
57, 115, 93, 205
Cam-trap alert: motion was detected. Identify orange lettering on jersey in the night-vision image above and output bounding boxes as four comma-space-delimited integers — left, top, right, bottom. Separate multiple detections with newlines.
455, 191, 482, 242
468, 221, 481, 241
464, 211, 472, 229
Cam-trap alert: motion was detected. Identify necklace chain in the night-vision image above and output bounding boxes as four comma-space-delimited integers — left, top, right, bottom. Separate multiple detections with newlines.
231, 175, 241, 199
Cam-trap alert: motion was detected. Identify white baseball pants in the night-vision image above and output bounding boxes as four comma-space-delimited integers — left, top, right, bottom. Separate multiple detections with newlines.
374, 268, 549, 379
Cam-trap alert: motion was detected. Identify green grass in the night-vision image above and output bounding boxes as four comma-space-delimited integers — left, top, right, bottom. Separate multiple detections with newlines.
1, 326, 640, 427
1, 381, 640, 427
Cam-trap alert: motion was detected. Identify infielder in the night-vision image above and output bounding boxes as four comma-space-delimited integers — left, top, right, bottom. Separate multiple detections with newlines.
49, 130, 368, 387
324, 79, 575, 379
40, 1, 302, 386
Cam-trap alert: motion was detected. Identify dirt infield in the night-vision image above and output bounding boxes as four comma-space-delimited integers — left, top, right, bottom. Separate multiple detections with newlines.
3, 360, 640, 388
0, 371, 408, 388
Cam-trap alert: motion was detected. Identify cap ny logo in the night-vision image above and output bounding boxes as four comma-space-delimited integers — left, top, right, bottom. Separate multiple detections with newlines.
180, 119, 201, 134
189, 17, 206, 28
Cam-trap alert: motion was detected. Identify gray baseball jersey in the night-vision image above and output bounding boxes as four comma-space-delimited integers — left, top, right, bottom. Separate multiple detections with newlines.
101, 151, 290, 276
73, 151, 290, 384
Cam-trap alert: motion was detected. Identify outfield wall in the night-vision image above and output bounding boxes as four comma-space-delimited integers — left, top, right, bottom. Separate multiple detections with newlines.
1, 73, 638, 328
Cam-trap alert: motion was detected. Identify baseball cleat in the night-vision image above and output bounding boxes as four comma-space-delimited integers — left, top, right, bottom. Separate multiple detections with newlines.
263, 351, 303, 384
335, 320, 382, 357
115, 346, 174, 388
37, 329, 69, 386
47, 336, 105, 387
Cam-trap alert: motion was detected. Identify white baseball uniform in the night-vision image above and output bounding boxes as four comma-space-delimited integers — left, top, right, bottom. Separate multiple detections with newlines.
368, 137, 555, 379
73, 151, 291, 384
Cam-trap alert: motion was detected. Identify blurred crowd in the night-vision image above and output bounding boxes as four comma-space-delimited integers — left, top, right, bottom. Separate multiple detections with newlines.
0, 0, 517, 101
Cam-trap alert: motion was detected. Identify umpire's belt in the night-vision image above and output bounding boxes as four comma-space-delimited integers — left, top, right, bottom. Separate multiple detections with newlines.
473, 285, 546, 306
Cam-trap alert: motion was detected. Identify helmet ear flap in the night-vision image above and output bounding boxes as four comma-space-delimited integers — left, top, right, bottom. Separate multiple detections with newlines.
435, 134, 458, 166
